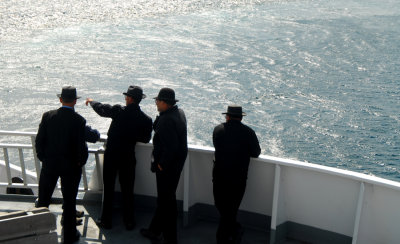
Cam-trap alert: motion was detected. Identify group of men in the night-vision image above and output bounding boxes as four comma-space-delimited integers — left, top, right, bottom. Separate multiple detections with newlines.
35, 85, 260, 244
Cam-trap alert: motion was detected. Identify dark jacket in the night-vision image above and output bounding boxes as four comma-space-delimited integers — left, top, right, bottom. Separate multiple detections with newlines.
212, 120, 261, 181
90, 101, 152, 155
152, 106, 188, 173
85, 125, 100, 143
35, 107, 88, 172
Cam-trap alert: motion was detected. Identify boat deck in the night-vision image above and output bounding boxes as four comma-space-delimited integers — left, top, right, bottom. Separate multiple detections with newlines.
0, 194, 303, 244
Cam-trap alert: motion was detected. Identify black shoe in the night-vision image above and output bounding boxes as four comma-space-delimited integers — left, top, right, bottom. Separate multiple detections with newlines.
63, 230, 80, 244
125, 221, 136, 231
75, 210, 84, 218
95, 219, 112, 229
140, 228, 162, 241
61, 217, 83, 226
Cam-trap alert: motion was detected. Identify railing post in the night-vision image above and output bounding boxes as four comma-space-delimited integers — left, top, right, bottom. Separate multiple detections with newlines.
95, 152, 103, 190
82, 165, 88, 191
30, 136, 41, 182
18, 149, 27, 186
270, 164, 281, 244
3, 148, 12, 185
352, 182, 365, 244
183, 152, 190, 226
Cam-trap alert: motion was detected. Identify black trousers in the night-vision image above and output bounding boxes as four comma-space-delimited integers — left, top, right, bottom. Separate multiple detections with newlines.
213, 179, 246, 243
149, 169, 182, 242
38, 166, 82, 239
100, 151, 136, 225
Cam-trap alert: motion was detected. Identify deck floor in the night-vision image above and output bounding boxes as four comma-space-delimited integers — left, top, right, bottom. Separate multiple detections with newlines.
0, 195, 282, 244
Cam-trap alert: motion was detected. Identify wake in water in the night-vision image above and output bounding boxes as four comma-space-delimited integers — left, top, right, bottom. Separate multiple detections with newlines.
1, 0, 400, 180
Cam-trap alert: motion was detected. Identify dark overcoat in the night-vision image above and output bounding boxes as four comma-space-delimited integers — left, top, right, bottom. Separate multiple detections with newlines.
152, 105, 188, 173
35, 107, 88, 172
212, 120, 261, 182
90, 101, 153, 157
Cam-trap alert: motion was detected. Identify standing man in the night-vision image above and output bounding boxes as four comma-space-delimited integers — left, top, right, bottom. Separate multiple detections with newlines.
35, 86, 89, 244
140, 88, 188, 244
212, 105, 261, 244
86, 85, 152, 230
35, 124, 100, 227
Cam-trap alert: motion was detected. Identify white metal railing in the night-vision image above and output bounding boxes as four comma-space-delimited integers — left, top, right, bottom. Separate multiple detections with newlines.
0, 130, 106, 192
3, 130, 400, 243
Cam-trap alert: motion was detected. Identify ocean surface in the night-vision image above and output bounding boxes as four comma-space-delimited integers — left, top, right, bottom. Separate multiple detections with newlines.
1, 0, 400, 181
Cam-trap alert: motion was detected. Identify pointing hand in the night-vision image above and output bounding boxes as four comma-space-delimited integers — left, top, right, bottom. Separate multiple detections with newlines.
85, 98, 93, 106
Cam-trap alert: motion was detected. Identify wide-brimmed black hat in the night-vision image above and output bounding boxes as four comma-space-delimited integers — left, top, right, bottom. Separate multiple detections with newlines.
123, 86, 146, 100
153, 88, 179, 103
57, 86, 81, 100
222, 105, 246, 116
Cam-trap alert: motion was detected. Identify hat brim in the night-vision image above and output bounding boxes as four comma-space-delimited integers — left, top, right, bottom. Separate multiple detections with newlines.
123, 93, 147, 99
222, 112, 246, 116
153, 97, 179, 102
57, 94, 81, 99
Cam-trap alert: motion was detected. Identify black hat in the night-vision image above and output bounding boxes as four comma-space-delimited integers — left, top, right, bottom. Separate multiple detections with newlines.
222, 105, 246, 116
153, 88, 179, 103
123, 86, 146, 100
57, 86, 81, 100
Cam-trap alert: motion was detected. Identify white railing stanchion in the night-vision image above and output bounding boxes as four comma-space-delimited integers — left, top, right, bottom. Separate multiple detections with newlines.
30, 136, 41, 183
270, 164, 281, 244
95, 152, 103, 190
3, 148, 12, 185
82, 165, 89, 191
18, 148, 27, 186
352, 182, 365, 244
271, 164, 281, 230
183, 153, 190, 226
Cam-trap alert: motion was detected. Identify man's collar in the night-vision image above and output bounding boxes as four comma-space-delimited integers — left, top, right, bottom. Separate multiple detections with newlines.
61, 105, 74, 110
160, 105, 177, 115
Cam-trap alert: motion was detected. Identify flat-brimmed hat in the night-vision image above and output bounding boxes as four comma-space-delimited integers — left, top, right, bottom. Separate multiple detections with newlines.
57, 86, 81, 100
153, 88, 179, 103
222, 105, 246, 116
123, 86, 146, 100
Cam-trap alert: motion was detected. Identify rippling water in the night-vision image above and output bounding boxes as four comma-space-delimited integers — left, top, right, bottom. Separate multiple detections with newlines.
1, 0, 400, 180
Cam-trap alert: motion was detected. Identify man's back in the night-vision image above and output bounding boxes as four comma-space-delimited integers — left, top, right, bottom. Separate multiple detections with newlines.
213, 120, 261, 181
36, 107, 87, 172
153, 105, 188, 172
90, 102, 152, 153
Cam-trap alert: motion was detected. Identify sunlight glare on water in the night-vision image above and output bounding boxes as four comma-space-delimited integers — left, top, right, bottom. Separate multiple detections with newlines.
1, 0, 400, 181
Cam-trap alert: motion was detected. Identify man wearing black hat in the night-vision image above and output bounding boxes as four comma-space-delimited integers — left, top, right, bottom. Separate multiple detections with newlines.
86, 86, 152, 230
212, 105, 261, 244
35, 86, 90, 244
140, 87, 188, 244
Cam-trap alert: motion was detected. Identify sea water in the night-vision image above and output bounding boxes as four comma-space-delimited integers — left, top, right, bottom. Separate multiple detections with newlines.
1, 0, 400, 180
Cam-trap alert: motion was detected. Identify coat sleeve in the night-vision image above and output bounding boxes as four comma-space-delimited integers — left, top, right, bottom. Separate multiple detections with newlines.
35, 112, 48, 162
90, 101, 122, 119
85, 125, 100, 143
137, 116, 153, 143
212, 125, 221, 149
157, 118, 180, 171
249, 129, 261, 158
77, 118, 89, 166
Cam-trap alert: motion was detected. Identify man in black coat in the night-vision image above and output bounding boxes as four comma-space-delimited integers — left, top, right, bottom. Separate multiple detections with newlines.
35, 125, 100, 227
86, 86, 152, 230
35, 86, 89, 244
212, 105, 261, 244
140, 88, 188, 244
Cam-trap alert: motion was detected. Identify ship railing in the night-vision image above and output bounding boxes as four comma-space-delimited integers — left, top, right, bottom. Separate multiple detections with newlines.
3, 130, 400, 243
0, 130, 106, 193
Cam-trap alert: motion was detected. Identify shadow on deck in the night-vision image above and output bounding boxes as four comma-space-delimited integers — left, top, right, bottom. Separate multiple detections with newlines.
0, 194, 284, 244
